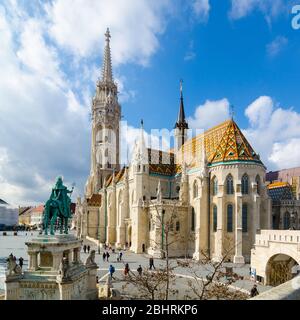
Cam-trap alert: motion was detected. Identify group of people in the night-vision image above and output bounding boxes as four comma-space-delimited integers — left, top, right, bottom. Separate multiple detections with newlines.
7, 254, 24, 269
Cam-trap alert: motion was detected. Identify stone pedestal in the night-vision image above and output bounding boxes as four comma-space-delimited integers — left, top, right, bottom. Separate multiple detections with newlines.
4, 234, 99, 300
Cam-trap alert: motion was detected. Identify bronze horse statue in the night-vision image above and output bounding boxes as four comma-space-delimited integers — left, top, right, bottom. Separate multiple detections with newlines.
43, 177, 74, 235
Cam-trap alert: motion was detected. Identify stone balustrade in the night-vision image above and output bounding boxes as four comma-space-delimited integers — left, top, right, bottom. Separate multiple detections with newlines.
255, 230, 300, 248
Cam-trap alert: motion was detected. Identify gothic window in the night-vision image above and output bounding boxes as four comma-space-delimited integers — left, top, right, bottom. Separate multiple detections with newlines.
256, 175, 261, 195
284, 212, 290, 230
226, 174, 234, 195
212, 177, 218, 195
193, 180, 198, 198
227, 204, 233, 232
96, 129, 103, 143
191, 208, 195, 231
176, 221, 180, 232
213, 205, 217, 232
241, 174, 249, 195
242, 204, 248, 232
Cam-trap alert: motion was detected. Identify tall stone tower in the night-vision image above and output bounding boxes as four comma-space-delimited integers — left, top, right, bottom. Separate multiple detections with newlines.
174, 80, 188, 151
86, 28, 121, 196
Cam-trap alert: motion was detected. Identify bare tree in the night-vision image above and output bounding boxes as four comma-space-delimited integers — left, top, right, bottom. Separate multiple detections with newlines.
182, 243, 249, 300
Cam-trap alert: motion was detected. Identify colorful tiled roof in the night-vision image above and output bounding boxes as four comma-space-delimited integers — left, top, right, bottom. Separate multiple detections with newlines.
177, 119, 262, 168
148, 149, 176, 176
267, 182, 294, 202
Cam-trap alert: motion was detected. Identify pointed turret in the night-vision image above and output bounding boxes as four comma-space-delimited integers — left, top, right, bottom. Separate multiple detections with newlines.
175, 80, 188, 130
101, 28, 113, 83
174, 80, 188, 151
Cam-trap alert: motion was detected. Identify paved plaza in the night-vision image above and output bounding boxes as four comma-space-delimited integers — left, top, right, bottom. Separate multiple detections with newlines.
0, 233, 272, 298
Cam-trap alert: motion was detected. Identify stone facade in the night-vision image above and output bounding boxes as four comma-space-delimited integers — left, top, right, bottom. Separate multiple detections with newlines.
75, 30, 272, 263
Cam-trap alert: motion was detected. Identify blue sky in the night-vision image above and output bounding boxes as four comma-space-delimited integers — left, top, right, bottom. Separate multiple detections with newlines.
0, 0, 300, 205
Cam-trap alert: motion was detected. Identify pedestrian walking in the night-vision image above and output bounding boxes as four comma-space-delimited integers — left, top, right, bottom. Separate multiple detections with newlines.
102, 252, 106, 262
149, 257, 155, 270
124, 263, 130, 276
109, 264, 115, 280
19, 257, 24, 269
250, 284, 259, 298
137, 265, 143, 276
87, 245, 90, 254
106, 251, 110, 262
83, 245, 87, 253
119, 251, 123, 261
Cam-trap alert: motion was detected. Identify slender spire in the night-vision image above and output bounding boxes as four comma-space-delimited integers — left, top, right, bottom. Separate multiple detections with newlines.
101, 28, 113, 83
175, 79, 188, 129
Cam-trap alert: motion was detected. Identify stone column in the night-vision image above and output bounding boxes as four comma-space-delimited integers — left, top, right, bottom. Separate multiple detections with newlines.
52, 252, 63, 271
234, 193, 245, 264
214, 194, 223, 261
28, 252, 38, 271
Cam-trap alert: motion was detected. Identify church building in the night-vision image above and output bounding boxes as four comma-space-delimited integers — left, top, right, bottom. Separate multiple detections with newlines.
75, 29, 271, 263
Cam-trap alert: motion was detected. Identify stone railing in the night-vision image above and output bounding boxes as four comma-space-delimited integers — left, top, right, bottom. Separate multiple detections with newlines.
250, 277, 300, 300
255, 230, 300, 247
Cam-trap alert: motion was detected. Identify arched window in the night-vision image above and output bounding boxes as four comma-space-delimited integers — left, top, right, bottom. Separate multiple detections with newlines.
284, 212, 290, 230
176, 221, 180, 232
191, 208, 195, 231
256, 175, 261, 195
212, 177, 218, 196
241, 174, 249, 195
227, 204, 233, 232
226, 174, 234, 195
213, 205, 217, 232
242, 204, 248, 232
193, 180, 198, 198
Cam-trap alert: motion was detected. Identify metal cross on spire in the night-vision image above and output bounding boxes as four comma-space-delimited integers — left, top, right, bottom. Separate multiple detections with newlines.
230, 104, 235, 120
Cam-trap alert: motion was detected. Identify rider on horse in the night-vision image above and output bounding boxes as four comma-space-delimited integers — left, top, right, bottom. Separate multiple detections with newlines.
43, 177, 74, 235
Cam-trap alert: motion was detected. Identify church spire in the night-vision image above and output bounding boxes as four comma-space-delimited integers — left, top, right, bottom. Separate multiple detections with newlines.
101, 28, 113, 83
175, 79, 188, 129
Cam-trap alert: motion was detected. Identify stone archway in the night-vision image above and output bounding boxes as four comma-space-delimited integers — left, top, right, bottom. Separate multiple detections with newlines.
266, 254, 299, 286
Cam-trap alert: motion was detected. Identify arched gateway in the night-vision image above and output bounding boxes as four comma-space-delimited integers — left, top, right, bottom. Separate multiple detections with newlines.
251, 230, 300, 286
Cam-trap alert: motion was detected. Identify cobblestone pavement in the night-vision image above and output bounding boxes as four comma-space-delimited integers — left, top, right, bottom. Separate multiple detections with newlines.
0, 233, 272, 298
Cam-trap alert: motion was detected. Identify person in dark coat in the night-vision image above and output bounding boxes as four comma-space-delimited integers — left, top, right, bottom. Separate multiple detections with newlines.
149, 257, 155, 270
137, 265, 143, 276
250, 284, 259, 298
87, 245, 90, 254
106, 252, 110, 262
19, 257, 24, 269
83, 245, 87, 253
102, 252, 106, 262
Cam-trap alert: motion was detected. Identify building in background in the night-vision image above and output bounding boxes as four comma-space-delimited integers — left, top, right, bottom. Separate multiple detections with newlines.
266, 167, 300, 230
0, 198, 18, 229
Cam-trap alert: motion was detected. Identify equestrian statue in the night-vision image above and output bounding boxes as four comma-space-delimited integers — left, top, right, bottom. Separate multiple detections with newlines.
43, 177, 74, 235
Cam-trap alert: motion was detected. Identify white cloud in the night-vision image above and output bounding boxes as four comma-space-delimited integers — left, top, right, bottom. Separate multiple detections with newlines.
244, 96, 300, 170
266, 36, 288, 57
192, 0, 210, 21
45, 0, 172, 66
0, 0, 175, 205
245, 96, 273, 128
229, 0, 284, 21
188, 98, 230, 130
